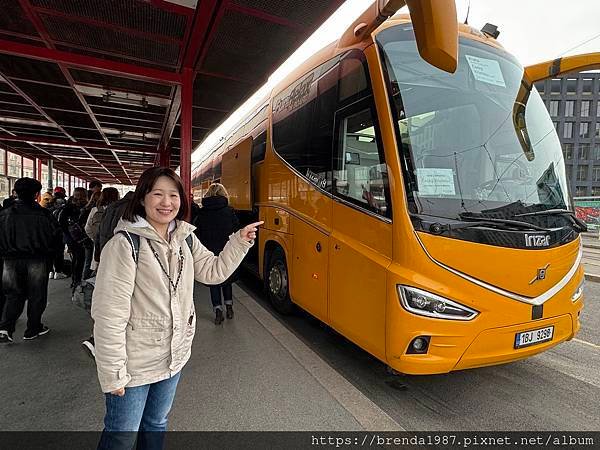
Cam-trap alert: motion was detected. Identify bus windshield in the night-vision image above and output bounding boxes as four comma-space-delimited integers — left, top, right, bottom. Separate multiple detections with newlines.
376, 24, 571, 223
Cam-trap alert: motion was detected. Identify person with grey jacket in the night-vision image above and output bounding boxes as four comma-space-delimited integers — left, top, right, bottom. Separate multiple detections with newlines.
91, 167, 262, 449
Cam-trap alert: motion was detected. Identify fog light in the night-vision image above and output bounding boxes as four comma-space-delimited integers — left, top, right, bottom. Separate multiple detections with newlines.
407, 336, 430, 354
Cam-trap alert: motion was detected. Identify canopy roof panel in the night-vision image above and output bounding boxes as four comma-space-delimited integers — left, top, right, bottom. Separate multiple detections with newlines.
0, 0, 344, 184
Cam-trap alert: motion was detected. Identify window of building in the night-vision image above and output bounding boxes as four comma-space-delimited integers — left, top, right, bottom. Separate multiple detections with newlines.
553, 121, 559, 133
580, 122, 590, 138
576, 166, 588, 181
41, 164, 48, 187
597, 101, 600, 117
579, 144, 590, 160
23, 158, 34, 178
7, 152, 21, 178
0, 148, 5, 176
563, 143, 573, 160
551, 79, 561, 94
596, 123, 600, 138
592, 187, 600, 196
565, 100, 575, 117
581, 100, 591, 117
566, 78, 577, 94
549, 100, 559, 116
576, 186, 587, 197
563, 122, 573, 138
535, 81, 545, 94
594, 143, 600, 160
582, 78, 593, 94
593, 167, 600, 182
563, 143, 574, 160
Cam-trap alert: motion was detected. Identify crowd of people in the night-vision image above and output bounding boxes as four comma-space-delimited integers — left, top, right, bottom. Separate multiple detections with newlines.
0, 167, 262, 447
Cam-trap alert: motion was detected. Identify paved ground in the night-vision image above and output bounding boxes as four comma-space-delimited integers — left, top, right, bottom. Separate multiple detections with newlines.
0, 278, 398, 431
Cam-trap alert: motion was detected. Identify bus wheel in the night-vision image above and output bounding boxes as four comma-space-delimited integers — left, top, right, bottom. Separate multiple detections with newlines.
267, 247, 294, 314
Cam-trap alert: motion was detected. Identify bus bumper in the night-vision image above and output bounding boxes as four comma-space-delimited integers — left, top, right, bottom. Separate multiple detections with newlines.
387, 307, 582, 375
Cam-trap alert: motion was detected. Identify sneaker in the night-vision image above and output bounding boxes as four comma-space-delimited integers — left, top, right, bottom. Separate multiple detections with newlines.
226, 304, 234, 320
54, 272, 68, 280
82, 336, 95, 359
214, 309, 224, 325
48, 271, 55, 279
0, 330, 13, 344
23, 325, 50, 340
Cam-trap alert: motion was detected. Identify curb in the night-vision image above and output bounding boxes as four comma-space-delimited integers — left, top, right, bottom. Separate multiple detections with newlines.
584, 272, 600, 283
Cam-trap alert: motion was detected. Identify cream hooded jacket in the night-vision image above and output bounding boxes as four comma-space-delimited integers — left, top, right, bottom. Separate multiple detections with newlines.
91, 217, 252, 393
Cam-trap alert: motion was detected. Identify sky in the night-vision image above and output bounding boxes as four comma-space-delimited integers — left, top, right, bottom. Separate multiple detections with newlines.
190, 0, 600, 165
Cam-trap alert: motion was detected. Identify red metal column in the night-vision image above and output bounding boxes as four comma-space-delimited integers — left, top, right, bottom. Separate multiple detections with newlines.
68, 173, 71, 196
20, 155, 24, 178
181, 68, 194, 216
159, 146, 171, 167
37, 158, 42, 181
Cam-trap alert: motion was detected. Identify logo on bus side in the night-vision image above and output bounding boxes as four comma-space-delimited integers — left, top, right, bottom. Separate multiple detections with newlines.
306, 168, 327, 189
529, 264, 550, 285
525, 234, 550, 248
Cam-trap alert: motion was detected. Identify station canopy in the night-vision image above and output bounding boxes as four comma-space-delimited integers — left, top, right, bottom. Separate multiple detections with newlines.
0, 0, 344, 184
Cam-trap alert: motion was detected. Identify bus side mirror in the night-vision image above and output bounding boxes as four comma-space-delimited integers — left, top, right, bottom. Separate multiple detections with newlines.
405, 0, 458, 74
339, 0, 458, 74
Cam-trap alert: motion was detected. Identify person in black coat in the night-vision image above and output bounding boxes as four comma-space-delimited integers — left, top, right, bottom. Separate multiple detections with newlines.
0, 178, 64, 342
194, 183, 240, 325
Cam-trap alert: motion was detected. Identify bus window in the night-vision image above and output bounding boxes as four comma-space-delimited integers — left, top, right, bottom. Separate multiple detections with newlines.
333, 103, 390, 218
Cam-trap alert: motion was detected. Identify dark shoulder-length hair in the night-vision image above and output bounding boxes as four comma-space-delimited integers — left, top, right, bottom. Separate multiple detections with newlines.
122, 167, 188, 222
98, 187, 120, 207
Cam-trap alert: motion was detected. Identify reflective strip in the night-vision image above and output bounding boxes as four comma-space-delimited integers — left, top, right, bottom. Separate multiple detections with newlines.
414, 232, 582, 306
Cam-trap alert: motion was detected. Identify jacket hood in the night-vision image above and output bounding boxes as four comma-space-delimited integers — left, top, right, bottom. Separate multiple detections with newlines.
114, 216, 196, 243
201, 195, 228, 210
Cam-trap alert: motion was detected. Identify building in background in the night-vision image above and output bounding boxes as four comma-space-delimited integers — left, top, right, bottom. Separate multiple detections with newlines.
536, 72, 600, 198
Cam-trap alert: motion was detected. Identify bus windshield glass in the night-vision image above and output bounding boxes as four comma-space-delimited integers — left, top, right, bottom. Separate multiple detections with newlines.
376, 24, 571, 223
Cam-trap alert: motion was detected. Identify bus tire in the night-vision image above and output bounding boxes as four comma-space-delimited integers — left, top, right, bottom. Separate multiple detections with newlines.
267, 247, 294, 315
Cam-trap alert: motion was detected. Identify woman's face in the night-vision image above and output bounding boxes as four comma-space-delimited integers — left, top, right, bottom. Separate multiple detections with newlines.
143, 176, 181, 227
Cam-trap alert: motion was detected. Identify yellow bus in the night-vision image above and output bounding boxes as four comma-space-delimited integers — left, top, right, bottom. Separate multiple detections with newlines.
192, 3, 588, 374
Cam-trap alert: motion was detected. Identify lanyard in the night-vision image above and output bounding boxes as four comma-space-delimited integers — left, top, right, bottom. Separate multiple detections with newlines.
147, 239, 184, 294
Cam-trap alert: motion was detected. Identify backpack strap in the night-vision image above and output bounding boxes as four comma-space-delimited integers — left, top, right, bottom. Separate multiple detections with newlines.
118, 230, 191, 264
118, 230, 140, 264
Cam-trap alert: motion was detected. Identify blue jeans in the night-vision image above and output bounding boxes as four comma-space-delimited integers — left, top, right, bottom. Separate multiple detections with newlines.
98, 372, 181, 450
209, 283, 233, 311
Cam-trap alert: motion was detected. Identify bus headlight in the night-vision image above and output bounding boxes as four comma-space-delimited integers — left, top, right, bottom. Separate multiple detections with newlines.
397, 286, 479, 321
571, 280, 584, 302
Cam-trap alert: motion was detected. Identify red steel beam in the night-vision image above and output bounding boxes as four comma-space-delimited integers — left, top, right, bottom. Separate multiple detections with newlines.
0, 133, 159, 154
0, 39, 181, 85
158, 0, 222, 155
181, 68, 193, 213
182, 0, 222, 69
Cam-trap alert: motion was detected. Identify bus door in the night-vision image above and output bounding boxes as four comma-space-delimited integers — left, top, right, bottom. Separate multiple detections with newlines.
329, 53, 393, 360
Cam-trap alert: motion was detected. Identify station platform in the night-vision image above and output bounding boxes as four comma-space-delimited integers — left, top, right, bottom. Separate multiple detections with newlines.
0, 276, 399, 432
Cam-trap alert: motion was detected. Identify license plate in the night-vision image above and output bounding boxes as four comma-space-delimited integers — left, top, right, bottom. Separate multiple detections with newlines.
514, 326, 554, 349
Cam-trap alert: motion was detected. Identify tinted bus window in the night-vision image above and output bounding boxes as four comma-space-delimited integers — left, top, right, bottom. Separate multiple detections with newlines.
252, 131, 267, 163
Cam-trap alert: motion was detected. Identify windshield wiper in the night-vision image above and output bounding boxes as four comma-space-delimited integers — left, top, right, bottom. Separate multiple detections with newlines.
513, 209, 587, 232
410, 212, 549, 234
458, 212, 549, 231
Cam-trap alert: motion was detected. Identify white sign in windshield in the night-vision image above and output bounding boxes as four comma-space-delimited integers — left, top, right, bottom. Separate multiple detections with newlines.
416, 168, 456, 196
465, 55, 506, 88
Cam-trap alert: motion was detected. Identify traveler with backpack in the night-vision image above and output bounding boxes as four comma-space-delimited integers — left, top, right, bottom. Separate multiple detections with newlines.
79, 187, 119, 358
194, 183, 241, 325
58, 187, 88, 287
92, 167, 262, 448
0, 178, 63, 343
48, 187, 68, 280
85, 187, 120, 272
